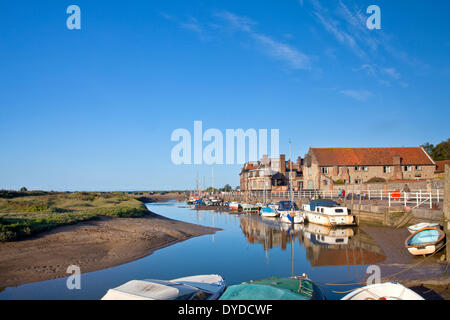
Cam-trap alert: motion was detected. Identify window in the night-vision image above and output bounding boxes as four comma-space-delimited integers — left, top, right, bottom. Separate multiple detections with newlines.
308, 168, 312, 175
335, 209, 344, 213
362, 166, 368, 172
415, 166, 421, 171
355, 166, 360, 171
383, 166, 391, 173
404, 166, 412, 172
321, 167, 328, 174
323, 180, 328, 186
355, 179, 362, 184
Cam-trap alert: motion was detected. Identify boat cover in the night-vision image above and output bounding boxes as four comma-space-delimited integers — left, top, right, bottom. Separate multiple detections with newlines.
101, 280, 199, 300
278, 201, 298, 211
220, 277, 324, 300
308, 200, 340, 211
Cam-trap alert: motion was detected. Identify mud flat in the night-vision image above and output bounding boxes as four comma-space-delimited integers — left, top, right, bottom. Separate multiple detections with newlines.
0, 211, 220, 289
359, 224, 449, 299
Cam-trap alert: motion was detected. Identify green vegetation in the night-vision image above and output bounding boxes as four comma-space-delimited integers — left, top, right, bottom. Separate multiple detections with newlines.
421, 138, 450, 161
333, 179, 345, 185
366, 177, 387, 183
0, 191, 149, 242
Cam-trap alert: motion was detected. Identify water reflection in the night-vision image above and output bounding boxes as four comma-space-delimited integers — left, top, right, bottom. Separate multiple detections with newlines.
239, 215, 386, 269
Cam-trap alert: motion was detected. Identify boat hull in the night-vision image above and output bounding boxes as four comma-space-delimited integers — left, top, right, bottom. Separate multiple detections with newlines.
304, 211, 355, 227
405, 227, 446, 256
280, 212, 304, 224
341, 282, 424, 300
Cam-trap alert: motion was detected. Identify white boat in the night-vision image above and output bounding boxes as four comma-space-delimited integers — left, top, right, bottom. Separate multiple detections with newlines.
405, 227, 446, 256
407, 222, 440, 234
260, 206, 279, 217
302, 200, 355, 227
101, 275, 225, 300
240, 203, 260, 213
276, 201, 304, 224
341, 282, 424, 300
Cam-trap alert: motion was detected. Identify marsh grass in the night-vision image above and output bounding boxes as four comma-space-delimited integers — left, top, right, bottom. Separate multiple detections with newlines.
0, 192, 149, 241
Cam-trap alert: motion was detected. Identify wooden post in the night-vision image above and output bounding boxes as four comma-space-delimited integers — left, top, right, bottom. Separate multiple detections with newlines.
444, 164, 450, 261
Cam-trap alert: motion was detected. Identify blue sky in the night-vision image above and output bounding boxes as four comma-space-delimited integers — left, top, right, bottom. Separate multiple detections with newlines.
1, 0, 449, 191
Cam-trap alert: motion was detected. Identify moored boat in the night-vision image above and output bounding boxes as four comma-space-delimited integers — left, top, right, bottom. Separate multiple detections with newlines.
260, 206, 279, 217
407, 222, 440, 234
219, 275, 325, 300
229, 202, 240, 212
302, 200, 355, 227
341, 282, 424, 300
101, 274, 226, 300
240, 203, 260, 214
405, 227, 445, 256
276, 201, 304, 224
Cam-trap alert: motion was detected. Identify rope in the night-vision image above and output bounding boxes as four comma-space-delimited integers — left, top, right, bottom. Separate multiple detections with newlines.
315, 239, 449, 295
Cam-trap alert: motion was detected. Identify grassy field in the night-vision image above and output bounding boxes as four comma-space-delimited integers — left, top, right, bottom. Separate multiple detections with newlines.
0, 191, 150, 242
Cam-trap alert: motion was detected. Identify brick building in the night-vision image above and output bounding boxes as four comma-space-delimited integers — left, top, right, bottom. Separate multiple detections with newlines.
435, 160, 450, 178
303, 147, 436, 190
240, 154, 303, 192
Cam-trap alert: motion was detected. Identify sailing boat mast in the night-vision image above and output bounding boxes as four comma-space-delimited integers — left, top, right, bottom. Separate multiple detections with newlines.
289, 140, 294, 207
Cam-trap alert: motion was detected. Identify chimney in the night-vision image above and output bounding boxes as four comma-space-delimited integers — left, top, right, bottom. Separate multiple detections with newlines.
280, 154, 286, 174
393, 154, 403, 180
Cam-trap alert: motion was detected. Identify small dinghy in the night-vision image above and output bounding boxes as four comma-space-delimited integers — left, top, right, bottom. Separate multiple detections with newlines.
219, 275, 325, 300
407, 222, 440, 234
260, 206, 279, 217
101, 275, 225, 300
341, 282, 424, 300
405, 227, 445, 256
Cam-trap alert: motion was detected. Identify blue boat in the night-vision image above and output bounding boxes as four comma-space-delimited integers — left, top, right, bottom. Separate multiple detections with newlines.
219, 276, 325, 300
260, 206, 278, 217
405, 227, 445, 256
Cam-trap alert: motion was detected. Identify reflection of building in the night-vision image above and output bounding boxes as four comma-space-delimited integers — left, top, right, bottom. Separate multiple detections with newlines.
239, 215, 386, 268
240, 216, 301, 251
240, 154, 303, 192
302, 225, 386, 267
303, 147, 436, 190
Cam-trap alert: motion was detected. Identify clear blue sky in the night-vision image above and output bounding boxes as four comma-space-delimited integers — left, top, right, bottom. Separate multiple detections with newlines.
1, 0, 449, 191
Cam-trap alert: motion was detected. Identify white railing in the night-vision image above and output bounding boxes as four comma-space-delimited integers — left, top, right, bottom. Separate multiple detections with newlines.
221, 189, 443, 209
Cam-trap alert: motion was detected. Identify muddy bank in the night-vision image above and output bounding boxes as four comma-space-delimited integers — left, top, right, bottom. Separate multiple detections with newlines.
0, 211, 220, 289
358, 223, 449, 299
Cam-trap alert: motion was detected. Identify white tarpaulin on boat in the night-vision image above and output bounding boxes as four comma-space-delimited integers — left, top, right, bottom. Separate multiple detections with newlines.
101, 279, 199, 300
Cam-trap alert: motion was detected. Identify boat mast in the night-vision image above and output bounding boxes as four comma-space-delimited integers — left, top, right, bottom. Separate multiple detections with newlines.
289, 140, 294, 207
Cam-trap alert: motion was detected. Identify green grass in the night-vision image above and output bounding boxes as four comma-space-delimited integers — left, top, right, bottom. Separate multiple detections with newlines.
0, 192, 150, 242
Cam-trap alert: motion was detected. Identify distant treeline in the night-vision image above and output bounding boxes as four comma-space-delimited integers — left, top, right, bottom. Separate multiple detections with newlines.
421, 138, 450, 161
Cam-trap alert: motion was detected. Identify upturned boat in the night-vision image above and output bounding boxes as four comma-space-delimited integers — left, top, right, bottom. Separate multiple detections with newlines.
341, 282, 424, 300
405, 227, 445, 256
407, 222, 440, 234
302, 200, 355, 227
219, 275, 325, 300
101, 275, 226, 300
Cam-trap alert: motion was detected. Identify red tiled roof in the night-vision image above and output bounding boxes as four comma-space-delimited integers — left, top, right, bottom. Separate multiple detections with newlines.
435, 160, 450, 173
311, 147, 435, 166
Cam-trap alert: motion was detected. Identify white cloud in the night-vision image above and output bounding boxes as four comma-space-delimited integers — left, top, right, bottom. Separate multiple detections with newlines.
216, 11, 312, 70
339, 89, 373, 102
